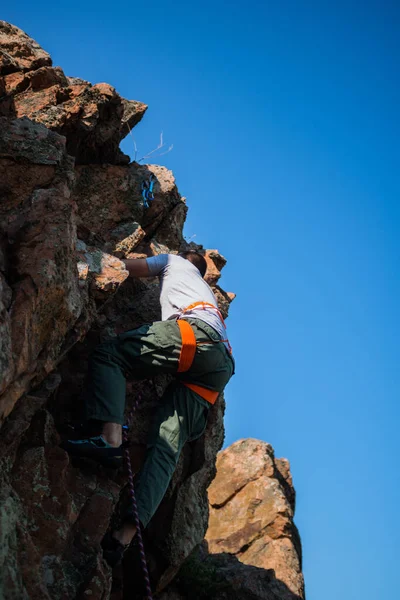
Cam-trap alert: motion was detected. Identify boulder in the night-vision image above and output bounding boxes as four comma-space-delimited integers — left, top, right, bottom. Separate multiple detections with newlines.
205, 439, 305, 599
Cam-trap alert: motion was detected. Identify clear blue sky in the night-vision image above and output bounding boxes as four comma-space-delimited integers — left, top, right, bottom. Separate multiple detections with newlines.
4, 2, 399, 598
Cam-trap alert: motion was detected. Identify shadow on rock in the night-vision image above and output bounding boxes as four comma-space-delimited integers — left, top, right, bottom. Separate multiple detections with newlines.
158, 542, 305, 600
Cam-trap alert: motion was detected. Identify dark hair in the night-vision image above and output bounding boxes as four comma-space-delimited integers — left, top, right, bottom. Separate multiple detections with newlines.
180, 251, 207, 278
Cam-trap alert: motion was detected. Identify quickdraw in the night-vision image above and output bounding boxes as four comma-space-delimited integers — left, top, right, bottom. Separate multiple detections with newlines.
141, 175, 156, 208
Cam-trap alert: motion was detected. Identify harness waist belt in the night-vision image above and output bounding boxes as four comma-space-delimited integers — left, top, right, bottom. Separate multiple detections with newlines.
178, 301, 233, 354
176, 319, 220, 405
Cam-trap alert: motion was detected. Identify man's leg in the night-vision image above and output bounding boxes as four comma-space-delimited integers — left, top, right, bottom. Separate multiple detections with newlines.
112, 381, 209, 545
110, 320, 234, 548
62, 322, 182, 459
100, 320, 234, 564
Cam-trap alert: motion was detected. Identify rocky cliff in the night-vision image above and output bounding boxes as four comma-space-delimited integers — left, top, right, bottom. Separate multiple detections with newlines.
0, 22, 303, 600
205, 439, 304, 599
158, 440, 304, 600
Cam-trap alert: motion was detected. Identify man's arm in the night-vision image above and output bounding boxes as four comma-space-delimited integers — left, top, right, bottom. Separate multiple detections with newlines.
123, 258, 151, 278
124, 254, 169, 278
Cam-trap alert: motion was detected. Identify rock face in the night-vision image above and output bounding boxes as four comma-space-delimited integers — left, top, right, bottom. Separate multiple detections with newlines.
0, 21, 147, 164
0, 21, 303, 600
205, 439, 304, 599
0, 116, 81, 422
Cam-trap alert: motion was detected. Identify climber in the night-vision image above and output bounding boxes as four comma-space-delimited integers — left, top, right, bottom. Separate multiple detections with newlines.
61, 251, 235, 566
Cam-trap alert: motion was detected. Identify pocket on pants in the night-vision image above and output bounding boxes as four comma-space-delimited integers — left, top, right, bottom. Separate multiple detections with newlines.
151, 320, 181, 350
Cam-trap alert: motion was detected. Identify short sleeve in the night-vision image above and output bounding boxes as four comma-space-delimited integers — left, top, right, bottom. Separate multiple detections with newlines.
146, 254, 170, 276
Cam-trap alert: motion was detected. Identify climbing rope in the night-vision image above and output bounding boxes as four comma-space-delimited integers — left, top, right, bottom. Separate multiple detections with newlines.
141, 175, 155, 208
123, 396, 153, 600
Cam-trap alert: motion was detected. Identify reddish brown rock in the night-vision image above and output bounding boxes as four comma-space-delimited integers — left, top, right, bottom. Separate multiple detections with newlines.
158, 442, 303, 600
0, 21, 51, 75
104, 222, 146, 258
76, 240, 129, 299
204, 250, 227, 286
0, 22, 147, 164
2, 65, 68, 96
212, 285, 235, 320
205, 439, 305, 599
207, 439, 275, 508
72, 162, 187, 252
0, 117, 82, 423
0, 403, 119, 600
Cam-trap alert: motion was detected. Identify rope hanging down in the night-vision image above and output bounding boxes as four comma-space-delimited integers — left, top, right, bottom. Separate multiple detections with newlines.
124, 396, 153, 600
141, 175, 155, 208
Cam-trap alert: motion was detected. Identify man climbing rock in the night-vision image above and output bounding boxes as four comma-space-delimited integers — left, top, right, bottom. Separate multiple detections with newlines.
62, 251, 234, 566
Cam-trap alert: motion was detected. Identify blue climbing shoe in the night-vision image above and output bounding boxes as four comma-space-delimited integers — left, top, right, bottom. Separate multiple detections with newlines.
61, 435, 124, 468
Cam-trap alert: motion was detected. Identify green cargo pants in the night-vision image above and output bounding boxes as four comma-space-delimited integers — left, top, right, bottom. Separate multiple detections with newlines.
84, 318, 234, 527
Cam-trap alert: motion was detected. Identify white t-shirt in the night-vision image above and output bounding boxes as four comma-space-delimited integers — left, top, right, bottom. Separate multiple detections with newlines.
146, 254, 227, 341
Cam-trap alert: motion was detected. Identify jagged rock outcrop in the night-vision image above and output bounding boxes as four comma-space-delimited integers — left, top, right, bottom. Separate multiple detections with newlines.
159, 440, 304, 600
0, 21, 147, 164
0, 21, 303, 600
205, 439, 304, 599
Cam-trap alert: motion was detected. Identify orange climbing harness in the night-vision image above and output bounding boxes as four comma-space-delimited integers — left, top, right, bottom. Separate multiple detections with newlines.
176, 302, 232, 405
177, 319, 197, 373
179, 301, 233, 354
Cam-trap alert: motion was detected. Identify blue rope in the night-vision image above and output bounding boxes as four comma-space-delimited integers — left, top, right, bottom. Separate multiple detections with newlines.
141, 175, 155, 208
